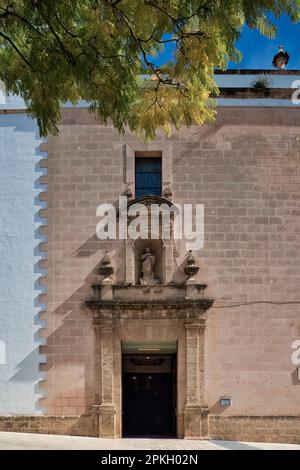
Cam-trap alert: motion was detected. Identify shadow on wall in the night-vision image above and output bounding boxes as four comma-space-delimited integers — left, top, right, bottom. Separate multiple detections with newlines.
9, 348, 41, 382
33, 229, 129, 417
171, 107, 300, 167
72, 188, 131, 259
37, 261, 102, 416
9, 175, 128, 415
209, 401, 231, 415
292, 368, 300, 386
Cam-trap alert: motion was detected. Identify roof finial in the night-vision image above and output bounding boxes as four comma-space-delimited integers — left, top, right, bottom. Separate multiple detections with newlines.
272, 46, 290, 70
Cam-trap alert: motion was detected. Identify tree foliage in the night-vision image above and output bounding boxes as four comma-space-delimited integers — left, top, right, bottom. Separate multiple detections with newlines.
0, 0, 299, 138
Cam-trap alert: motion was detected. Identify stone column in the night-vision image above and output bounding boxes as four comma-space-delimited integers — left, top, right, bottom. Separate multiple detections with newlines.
91, 324, 101, 435
125, 239, 134, 285
164, 239, 173, 284
97, 319, 117, 438
184, 321, 209, 439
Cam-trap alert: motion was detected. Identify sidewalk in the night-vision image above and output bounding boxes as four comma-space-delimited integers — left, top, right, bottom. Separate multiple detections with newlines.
0, 432, 299, 450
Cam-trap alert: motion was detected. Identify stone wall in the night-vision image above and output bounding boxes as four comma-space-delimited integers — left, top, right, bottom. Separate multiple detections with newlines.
39, 106, 300, 429
209, 416, 300, 444
1, 415, 300, 444
206, 304, 300, 416
0, 415, 96, 437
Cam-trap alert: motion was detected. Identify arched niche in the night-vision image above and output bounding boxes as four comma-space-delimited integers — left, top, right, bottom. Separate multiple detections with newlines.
124, 195, 176, 286
134, 238, 165, 285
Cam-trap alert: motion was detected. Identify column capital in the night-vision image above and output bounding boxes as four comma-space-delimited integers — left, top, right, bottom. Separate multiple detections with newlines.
100, 322, 114, 333
93, 320, 114, 334
185, 321, 206, 332
93, 324, 102, 334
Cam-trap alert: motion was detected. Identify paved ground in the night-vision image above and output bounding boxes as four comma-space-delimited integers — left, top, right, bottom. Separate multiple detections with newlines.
0, 432, 299, 450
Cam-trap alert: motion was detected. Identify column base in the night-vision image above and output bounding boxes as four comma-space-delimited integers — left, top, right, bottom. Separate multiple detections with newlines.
99, 404, 116, 438
184, 405, 209, 440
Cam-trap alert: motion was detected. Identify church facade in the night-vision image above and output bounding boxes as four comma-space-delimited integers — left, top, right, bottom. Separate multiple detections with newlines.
0, 70, 300, 443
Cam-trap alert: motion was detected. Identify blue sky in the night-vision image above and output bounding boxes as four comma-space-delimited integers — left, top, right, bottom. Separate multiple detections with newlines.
230, 14, 300, 69
153, 14, 300, 70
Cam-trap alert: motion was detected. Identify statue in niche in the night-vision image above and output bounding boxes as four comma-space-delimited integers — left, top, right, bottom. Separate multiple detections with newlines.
140, 247, 156, 285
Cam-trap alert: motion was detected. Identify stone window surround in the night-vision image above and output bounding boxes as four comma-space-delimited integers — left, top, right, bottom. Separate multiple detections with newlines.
125, 143, 172, 198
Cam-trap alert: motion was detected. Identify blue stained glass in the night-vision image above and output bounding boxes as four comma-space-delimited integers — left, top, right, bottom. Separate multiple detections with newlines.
135, 157, 162, 197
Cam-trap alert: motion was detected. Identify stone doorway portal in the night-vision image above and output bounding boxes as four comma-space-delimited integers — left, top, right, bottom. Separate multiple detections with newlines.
86, 284, 214, 439
122, 342, 177, 437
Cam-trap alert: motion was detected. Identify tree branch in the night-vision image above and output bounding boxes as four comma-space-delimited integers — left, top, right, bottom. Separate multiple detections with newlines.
55, 13, 78, 39
33, 3, 77, 66
0, 7, 43, 36
0, 31, 33, 69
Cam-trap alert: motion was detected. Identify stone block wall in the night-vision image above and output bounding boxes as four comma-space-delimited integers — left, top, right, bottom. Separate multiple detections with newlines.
209, 416, 300, 444
0, 415, 96, 437
38, 107, 300, 435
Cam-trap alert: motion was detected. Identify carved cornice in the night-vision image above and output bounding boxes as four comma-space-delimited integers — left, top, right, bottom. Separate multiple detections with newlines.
86, 284, 214, 321
87, 298, 214, 323
86, 298, 214, 312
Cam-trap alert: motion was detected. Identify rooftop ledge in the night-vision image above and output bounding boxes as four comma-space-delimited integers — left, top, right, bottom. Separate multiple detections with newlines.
1, 70, 300, 111
215, 69, 300, 75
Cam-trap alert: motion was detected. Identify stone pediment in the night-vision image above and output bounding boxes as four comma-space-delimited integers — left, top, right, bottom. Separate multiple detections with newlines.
126, 195, 174, 209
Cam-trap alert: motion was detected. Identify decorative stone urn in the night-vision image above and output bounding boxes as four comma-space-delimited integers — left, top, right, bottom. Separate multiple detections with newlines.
184, 251, 200, 278
99, 252, 114, 278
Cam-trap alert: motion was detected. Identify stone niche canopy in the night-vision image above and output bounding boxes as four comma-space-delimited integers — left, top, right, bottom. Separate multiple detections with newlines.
124, 195, 178, 286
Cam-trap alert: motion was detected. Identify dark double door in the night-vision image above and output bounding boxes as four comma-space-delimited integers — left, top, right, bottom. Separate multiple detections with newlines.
122, 356, 176, 437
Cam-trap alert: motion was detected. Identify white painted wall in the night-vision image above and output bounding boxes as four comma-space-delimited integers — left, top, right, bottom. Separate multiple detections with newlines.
0, 113, 45, 414
217, 98, 300, 107
215, 73, 300, 89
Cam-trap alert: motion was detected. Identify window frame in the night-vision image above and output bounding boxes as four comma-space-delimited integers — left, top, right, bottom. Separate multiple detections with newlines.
134, 152, 162, 198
